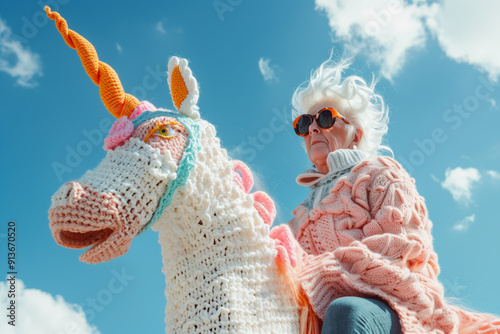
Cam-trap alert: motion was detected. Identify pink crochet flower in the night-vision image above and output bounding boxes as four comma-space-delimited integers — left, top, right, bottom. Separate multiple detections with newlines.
103, 116, 134, 150
103, 101, 156, 150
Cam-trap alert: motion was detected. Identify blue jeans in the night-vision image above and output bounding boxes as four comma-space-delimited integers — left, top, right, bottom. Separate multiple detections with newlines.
321, 297, 402, 334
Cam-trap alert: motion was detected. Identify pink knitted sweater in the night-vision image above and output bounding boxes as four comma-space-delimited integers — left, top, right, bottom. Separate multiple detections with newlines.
288, 151, 500, 334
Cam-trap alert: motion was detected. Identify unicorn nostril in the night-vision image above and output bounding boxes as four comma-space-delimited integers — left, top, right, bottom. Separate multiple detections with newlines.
51, 182, 73, 207
66, 181, 84, 204
50, 181, 85, 208
66, 181, 79, 198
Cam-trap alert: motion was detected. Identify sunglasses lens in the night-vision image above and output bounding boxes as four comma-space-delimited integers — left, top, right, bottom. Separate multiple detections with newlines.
296, 116, 312, 135
318, 109, 334, 128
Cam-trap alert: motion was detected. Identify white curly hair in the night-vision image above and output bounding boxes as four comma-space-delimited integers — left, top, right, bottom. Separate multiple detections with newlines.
291, 57, 392, 157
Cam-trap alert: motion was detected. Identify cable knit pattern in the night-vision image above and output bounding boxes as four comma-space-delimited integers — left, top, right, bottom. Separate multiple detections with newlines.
289, 155, 500, 334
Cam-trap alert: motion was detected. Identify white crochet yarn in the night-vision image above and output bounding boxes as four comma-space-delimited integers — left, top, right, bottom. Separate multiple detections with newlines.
168, 56, 200, 119
84, 138, 176, 220
152, 120, 300, 333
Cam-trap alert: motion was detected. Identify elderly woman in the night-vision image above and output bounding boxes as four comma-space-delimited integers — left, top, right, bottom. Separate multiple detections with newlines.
286, 59, 500, 334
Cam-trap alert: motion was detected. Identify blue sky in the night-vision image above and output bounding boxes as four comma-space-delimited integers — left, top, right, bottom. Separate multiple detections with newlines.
1, 0, 499, 333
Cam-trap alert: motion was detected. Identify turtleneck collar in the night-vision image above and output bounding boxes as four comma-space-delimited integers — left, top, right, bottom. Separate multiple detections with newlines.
296, 149, 367, 187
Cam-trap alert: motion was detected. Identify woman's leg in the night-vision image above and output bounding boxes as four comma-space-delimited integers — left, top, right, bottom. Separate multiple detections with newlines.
321, 296, 402, 334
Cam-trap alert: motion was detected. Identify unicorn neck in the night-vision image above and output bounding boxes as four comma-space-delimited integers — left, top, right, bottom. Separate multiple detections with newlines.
150, 122, 299, 332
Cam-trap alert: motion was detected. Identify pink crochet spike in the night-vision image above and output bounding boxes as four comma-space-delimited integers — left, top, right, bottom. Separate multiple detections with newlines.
252, 191, 276, 226
232, 160, 253, 194
269, 224, 297, 268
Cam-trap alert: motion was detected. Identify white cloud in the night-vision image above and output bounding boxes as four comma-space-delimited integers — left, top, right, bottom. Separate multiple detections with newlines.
258, 57, 279, 83
441, 167, 481, 204
314, 0, 436, 80
156, 21, 166, 34
487, 170, 500, 180
426, 0, 500, 82
116, 43, 122, 53
0, 279, 99, 334
314, 0, 500, 81
0, 17, 42, 87
453, 214, 475, 232
155, 20, 182, 35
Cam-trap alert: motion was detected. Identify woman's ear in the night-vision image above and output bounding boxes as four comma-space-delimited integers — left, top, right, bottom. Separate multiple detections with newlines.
353, 128, 363, 146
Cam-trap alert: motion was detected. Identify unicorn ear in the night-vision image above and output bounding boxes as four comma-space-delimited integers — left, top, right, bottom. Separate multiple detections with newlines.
167, 56, 200, 119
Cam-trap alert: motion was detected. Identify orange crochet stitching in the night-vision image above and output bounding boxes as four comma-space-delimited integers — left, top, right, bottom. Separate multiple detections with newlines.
44, 6, 140, 118
170, 66, 189, 109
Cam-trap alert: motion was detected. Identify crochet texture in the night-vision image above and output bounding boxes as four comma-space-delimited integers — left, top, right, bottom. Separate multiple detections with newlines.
289, 155, 500, 334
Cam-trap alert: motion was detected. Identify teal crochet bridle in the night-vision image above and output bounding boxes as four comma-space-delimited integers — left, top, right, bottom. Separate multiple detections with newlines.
131, 110, 201, 235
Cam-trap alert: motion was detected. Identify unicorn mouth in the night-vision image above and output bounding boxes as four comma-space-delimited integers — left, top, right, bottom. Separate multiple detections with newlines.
53, 223, 115, 249
49, 209, 122, 264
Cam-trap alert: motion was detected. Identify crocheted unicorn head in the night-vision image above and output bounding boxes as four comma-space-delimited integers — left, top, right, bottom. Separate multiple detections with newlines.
46, 7, 207, 263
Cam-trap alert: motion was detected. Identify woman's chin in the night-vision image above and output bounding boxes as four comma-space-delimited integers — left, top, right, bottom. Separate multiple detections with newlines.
309, 150, 329, 169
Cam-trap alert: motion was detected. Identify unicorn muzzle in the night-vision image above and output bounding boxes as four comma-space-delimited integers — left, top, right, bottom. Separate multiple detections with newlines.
48, 138, 176, 263
49, 181, 132, 263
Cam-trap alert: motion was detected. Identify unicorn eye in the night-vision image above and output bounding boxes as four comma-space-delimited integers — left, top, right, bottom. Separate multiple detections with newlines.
143, 120, 184, 143
156, 125, 177, 139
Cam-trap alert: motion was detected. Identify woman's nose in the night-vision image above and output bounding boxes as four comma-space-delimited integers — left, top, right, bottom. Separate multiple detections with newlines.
309, 119, 321, 134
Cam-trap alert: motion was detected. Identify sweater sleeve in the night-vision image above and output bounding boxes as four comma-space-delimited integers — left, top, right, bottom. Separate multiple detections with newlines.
295, 161, 450, 327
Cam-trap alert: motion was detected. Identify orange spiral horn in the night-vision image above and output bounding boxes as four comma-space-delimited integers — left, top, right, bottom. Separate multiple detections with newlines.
45, 6, 140, 118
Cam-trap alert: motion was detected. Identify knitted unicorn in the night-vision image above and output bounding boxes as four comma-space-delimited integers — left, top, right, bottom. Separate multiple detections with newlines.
45, 7, 316, 334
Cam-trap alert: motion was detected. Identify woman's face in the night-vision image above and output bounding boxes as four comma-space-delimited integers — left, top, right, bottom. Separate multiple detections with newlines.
303, 101, 358, 174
